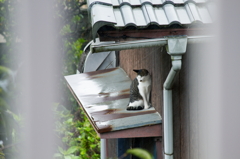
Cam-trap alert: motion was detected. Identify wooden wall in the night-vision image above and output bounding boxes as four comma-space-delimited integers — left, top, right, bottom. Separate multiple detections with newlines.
119, 46, 171, 115
118, 43, 209, 159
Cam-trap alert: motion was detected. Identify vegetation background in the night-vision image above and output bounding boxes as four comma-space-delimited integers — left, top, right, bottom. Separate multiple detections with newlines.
0, 0, 153, 158
0, 0, 100, 159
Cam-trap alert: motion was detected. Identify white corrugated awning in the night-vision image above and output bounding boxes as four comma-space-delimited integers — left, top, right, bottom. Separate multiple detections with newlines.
65, 67, 162, 134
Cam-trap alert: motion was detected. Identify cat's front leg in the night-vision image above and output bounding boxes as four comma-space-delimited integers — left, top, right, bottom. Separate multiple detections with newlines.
143, 93, 152, 109
144, 101, 152, 109
143, 97, 152, 109
146, 85, 152, 109
146, 98, 152, 109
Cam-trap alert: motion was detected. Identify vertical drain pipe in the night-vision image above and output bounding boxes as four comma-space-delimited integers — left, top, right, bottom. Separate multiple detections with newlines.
101, 139, 106, 159
163, 36, 187, 159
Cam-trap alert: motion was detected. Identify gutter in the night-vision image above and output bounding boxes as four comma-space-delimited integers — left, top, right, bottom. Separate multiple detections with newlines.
89, 35, 212, 159
90, 35, 211, 53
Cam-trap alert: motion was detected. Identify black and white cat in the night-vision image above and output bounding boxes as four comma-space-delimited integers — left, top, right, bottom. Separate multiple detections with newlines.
127, 69, 152, 110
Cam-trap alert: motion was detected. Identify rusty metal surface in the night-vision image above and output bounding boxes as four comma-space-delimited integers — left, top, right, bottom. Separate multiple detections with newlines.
65, 67, 162, 133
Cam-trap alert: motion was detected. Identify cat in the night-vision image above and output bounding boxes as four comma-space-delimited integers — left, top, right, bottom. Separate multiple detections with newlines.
126, 69, 152, 110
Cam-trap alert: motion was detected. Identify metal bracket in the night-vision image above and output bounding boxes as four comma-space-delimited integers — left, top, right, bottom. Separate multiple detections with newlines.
166, 35, 188, 55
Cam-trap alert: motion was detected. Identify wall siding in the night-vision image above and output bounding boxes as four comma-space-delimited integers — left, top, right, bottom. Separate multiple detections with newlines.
118, 43, 208, 159
119, 46, 171, 115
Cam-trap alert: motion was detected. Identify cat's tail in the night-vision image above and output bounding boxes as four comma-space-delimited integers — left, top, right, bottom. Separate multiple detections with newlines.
126, 105, 144, 111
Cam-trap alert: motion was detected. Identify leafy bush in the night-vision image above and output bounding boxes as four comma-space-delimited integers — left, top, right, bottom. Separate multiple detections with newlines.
0, 0, 99, 158
53, 103, 100, 159
0, 66, 22, 159
126, 148, 153, 159
53, 0, 100, 157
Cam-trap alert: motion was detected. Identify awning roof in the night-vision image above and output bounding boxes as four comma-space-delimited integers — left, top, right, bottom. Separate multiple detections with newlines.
65, 67, 162, 136
87, 0, 215, 39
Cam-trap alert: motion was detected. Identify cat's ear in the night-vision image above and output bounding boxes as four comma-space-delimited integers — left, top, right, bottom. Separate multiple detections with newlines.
133, 69, 140, 73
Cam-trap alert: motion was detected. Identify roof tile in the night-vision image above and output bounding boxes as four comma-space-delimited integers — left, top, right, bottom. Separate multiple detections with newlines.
87, 0, 214, 39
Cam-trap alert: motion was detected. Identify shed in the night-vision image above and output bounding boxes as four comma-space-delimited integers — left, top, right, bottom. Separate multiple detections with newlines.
66, 0, 214, 158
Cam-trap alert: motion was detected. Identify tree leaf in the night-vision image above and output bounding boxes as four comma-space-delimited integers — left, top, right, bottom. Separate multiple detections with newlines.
64, 154, 80, 159
64, 156, 72, 159
58, 146, 65, 155
66, 146, 78, 155
126, 148, 152, 159
0, 96, 8, 110
0, 66, 13, 93
53, 153, 63, 158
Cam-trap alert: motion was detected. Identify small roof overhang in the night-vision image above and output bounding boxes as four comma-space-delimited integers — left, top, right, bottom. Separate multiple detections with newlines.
65, 67, 162, 138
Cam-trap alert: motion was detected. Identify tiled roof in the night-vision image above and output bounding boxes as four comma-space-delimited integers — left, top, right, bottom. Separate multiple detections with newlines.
87, 0, 215, 39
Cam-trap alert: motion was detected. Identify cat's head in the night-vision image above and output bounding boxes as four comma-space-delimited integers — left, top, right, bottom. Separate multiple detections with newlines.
133, 69, 150, 82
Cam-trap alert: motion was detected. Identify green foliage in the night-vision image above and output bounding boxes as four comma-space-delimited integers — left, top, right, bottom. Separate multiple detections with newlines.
126, 148, 153, 159
0, 66, 13, 94
0, 0, 20, 68
0, 1, 26, 158
0, 66, 22, 159
0, 0, 98, 158
53, 104, 100, 159
51, 0, 100, 156
0, 0, 16, 41
55, 0, 88, 75
53, 0, 100, 157
0, 150, 5, 159
63, 37, 85, 75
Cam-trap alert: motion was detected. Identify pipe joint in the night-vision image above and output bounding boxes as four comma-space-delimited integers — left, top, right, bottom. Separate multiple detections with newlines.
163, 58, 182, 89
165, 152, 174, 156
171, 59, 182, 71
164, 154, 174, 159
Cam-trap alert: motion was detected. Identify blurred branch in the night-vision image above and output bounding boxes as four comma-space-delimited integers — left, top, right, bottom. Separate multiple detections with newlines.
0, 142, 20, 151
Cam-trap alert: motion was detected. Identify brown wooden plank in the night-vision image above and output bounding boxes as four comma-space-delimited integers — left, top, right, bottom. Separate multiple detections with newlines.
119, 46, 171, 159
99, 124, 162, 139
99, 28, 211, 41
173, 67, 181, 159
117, 34, 211, 159
180, 49, 190, 159
106, 139, 118, 158
119, 47, 167, 115
155, 137, 163, 159
188, 45, 198, 159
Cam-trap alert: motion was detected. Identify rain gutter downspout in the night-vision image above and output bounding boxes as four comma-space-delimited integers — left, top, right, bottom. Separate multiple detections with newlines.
89, 36, 211, 159
163, 36, 188, 159
101, 139, 106, 159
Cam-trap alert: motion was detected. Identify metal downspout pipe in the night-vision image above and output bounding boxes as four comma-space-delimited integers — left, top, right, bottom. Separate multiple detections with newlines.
163, 36, 188, 159
101, 139, 106, 159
